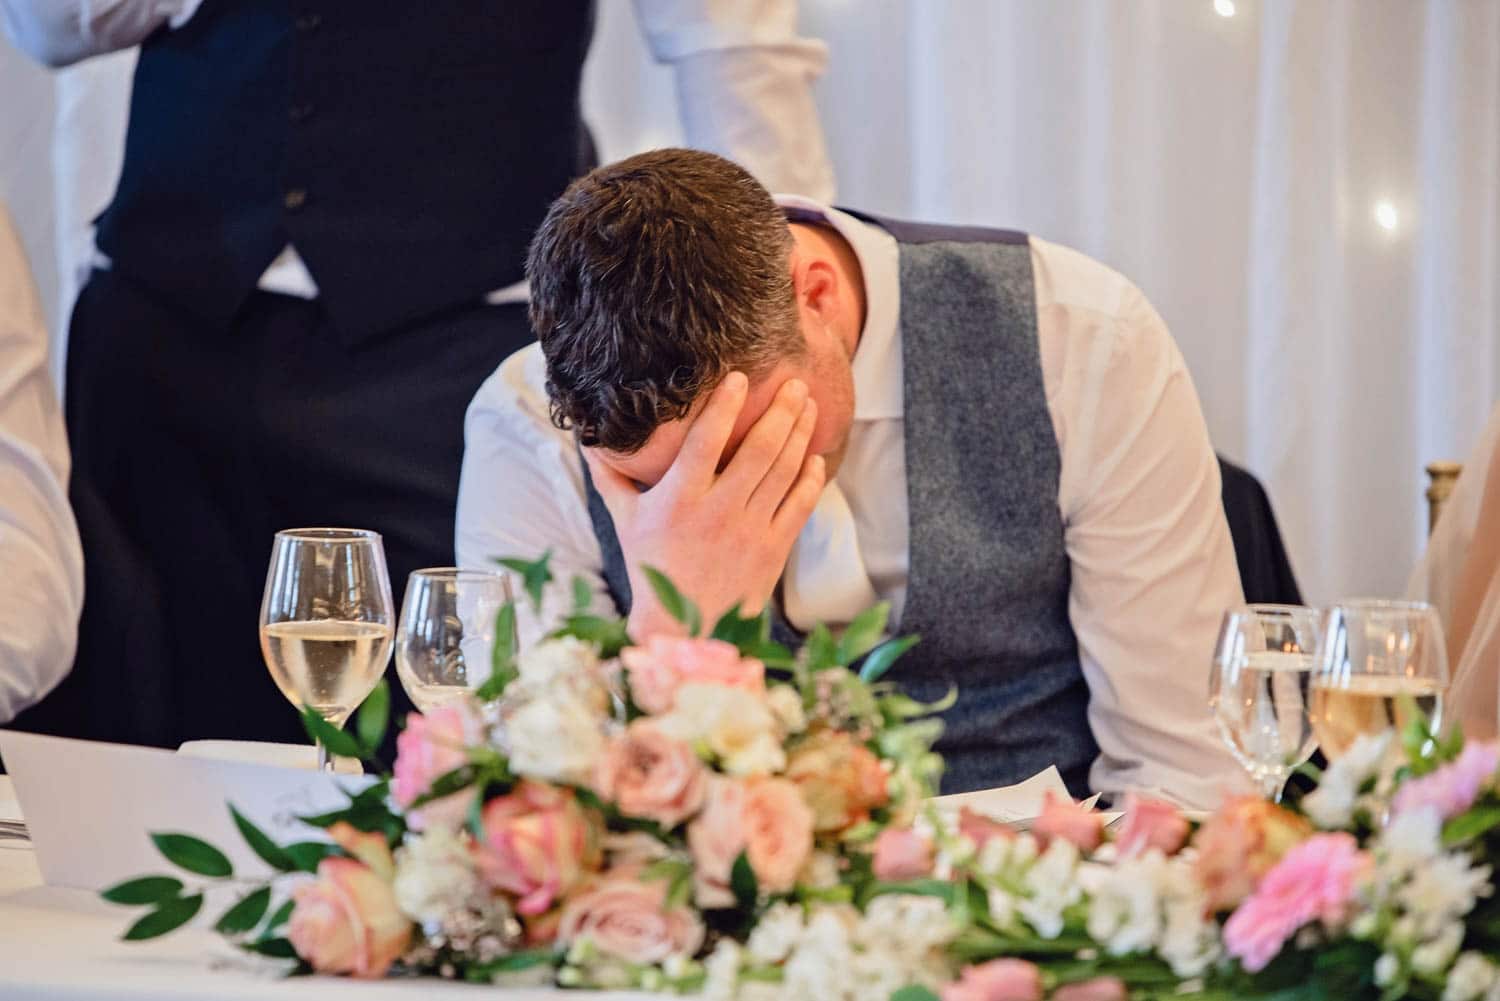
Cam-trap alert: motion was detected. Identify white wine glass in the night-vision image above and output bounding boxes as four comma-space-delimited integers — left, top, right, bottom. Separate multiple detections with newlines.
1310, 599, 1449, 762
259, 528, 394, 770
1209, 604, 1323, 801
395, 568, 514, 712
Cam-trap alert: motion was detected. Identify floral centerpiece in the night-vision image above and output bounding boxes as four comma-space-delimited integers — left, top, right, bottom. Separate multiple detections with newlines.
105, 556, 1500, 1001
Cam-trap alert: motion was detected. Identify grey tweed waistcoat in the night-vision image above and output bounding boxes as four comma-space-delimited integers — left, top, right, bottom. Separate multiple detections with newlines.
582, 212, 1098, 797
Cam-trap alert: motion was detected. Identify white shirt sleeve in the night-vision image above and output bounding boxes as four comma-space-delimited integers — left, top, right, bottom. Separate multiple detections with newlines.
1035, 239, 1251, 811
2, 0, 203, 66
633, 0, 836, 201
454, 347, 617, 649
0, 207, 84, 724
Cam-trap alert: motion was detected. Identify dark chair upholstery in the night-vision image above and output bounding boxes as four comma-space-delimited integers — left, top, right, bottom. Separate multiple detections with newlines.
1218, 456, 1304, 606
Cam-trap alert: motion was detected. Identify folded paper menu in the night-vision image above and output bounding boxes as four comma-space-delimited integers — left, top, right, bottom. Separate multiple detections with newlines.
0, 730, 375, 892
931, 765, 1110, 828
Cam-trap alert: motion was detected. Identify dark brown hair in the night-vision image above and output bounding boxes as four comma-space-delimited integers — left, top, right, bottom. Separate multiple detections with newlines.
526, 148, 802, 453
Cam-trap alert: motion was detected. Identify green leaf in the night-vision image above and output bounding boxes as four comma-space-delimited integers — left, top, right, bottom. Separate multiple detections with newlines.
730, 851, 758, 910
571, 575, 593, 613
123, 893, 203, 941
151, 833, 233, 878
283, 842, 338, 873
836, 602, 890, 666
242, 936, 299, 959
711, 603, 770, 651
263, 898, 296, 934
464, 948, 557, 983
355, 680, 390, 756
497, 551, 554, 610
860, 635, 920, 684
230, 805, 295, 872
642, 565, 703, 636
298, 706, 363, 761
549, 614, 631, 659
747, 639, 797, 670
890, 987, 941, 1001
215, 885, 272, 934
101, 875, 184, 906
477, 601, 519, 701
859, 878, 957, 909
805, 623, 837, 672
1443, 805, 1500, 846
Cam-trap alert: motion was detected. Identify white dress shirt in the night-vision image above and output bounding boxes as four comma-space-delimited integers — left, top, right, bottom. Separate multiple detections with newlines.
0, 205, 84, 724
456, 198, 1250, 810
2, 0, 835, 302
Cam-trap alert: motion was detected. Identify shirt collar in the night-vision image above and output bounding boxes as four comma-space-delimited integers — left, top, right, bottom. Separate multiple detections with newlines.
774, 194, 903, 420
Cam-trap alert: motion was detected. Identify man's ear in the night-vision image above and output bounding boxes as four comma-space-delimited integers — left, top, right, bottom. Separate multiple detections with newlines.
790, 247, 839, 325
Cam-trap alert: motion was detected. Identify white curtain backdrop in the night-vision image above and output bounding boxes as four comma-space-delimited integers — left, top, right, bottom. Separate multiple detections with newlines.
2, 0, 1497, 606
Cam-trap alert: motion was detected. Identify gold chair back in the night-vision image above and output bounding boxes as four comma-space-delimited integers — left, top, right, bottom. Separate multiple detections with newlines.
1426, 461, 1463, 534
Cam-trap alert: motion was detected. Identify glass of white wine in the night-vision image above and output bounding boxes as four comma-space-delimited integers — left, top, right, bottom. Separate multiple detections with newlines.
395, 568, 514, 713
259, 528, 394, 770
1209, 604, 1323, 801
1310, 599, 1449, 761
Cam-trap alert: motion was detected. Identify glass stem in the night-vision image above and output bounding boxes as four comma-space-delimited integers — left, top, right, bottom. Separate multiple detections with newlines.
316, 739, 333, 773
1261, 772, 1286, 803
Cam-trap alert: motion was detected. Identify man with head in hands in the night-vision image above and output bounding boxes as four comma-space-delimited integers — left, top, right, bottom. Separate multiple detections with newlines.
457, 149, 1246, 808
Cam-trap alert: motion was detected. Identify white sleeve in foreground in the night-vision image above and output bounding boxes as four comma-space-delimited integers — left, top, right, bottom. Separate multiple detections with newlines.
454, 349, 616, 649
1058, 283, 1250, 811
0, 207, 83, 724
632, 0, 836, 201
2, 0, 202, 67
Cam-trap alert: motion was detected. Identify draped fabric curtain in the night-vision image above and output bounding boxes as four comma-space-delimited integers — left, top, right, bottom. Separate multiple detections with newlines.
3, 0, 1498, 604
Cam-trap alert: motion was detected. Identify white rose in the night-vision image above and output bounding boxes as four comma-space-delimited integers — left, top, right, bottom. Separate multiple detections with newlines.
504, 688, 606, 785
517, 636, 600, 686
1017, 839, 1082, 939
1412, 922, 1466, 976
701, 940, 744, 1001
1379, 806, 1444, 874
746, 902, 805, 964
1305, 731, 1393, 828
1445, 952, 1500, 1001
658, 683, 785, 776
1397, 854, 1494, 939
766, 685, 807, 734
393, 827, 481, 925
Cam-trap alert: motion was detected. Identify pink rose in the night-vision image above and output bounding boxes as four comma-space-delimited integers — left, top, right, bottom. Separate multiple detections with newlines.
958, 807, 1018, 850
743, 777, 815, 894
620, 636, 765, 715
687, 778, 749, 908
594, 720, 708, 829
392, 704, 480, 830
940, 959, 1043, 1001
1223, 832, 1369, 973
473, 781, 598, 915
558, 872, 706, 965
1032, 791, 1104, 854
1114, 794, 1189, 858
326, 821, 395, 880
872, 827, 935, 881
288, 856, 412, 978
1052, 977, 1128, 1001
1392, 740, 1500, 821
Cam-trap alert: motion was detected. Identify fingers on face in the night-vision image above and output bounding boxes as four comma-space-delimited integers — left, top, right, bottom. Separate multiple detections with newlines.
582, 448, 639, 516
747, 395, 817, 517
772, 452, 827, 539
717, 378, 810, 499
670, 371, 749, 489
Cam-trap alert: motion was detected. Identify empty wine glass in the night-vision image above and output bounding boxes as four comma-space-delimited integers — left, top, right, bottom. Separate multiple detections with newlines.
259, 528, 394, 770
395, 568, 514, 712
1209, 604, 1323, 800
1310, 599, 1448, 761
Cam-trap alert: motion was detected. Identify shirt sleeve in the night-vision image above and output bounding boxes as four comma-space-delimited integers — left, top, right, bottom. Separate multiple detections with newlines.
454, 348, 617, 649
2, 0, 203, 67
632, 0, 836, 201
0, 207, 84, 724
1040, 247, 1251, 811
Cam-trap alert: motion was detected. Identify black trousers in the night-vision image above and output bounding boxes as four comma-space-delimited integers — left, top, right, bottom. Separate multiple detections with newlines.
13, 269, 532, 752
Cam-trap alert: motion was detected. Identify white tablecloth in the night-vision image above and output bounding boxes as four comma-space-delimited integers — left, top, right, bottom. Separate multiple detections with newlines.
0, 778, 648, 1001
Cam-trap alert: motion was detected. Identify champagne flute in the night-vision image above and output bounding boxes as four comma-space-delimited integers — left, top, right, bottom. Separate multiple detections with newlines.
1310, 599, 1449, 761
1209, 604, 1323, 801
395, 568, 514, 712
259, 528, 394, 770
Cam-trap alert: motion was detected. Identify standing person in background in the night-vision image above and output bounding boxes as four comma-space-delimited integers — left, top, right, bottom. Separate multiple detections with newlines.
1, 1, 835, 749
0, 203, 83, 725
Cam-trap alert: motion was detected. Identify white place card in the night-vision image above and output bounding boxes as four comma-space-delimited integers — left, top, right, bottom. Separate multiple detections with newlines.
0, 731, 376, 892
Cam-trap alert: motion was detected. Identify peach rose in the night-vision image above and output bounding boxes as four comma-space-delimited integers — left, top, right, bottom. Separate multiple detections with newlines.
327, 821, 395, 880
1032, 791, 1104, 854
593, 720, 707, 829
472, 781, 598, 915
392, 703, 480, 831
686, 778, 749, 908
872, 827, 935, 881
1114, 794, 1189, 858
742, 777, 814, 894
620, 636, 765, 715
784, 730, 890, 833
288, 856, 412, 978
558, 872, 706, 965
1052, 977, 1128, 1001
958, 807, 1018, 850
1193, 795, 1312, 912
941, 959, 1044, 1001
